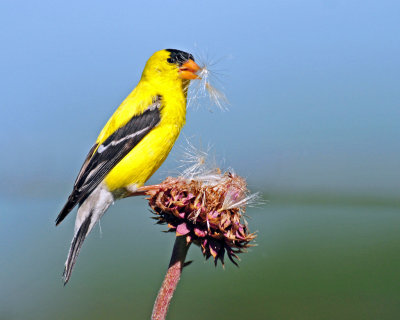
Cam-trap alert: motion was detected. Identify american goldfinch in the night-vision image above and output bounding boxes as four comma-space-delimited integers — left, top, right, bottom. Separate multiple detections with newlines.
56, 49, 200, 284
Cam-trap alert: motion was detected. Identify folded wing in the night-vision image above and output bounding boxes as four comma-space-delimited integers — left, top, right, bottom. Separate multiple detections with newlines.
56, 96, 162, 225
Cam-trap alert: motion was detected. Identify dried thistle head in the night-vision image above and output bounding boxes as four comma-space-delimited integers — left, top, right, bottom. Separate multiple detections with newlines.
140, 166, 257, 266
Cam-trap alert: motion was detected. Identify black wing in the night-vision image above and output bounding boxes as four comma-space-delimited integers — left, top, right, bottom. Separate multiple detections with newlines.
56, 96, 162, 225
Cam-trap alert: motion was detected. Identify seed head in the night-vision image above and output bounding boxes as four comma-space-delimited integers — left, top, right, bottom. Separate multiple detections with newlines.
141, 170, 257, 266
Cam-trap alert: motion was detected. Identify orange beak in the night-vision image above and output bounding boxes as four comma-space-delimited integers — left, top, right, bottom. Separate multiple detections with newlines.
179, 59, 201, 80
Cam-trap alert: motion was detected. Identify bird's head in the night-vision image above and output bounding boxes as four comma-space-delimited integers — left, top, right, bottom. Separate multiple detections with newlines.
141, 49, 201, 86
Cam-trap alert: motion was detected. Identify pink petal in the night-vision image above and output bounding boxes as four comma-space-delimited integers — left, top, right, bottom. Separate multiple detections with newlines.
194, 228, 206, 237
176, 223, 190, 236
178, 211, 185, 219
235, 231, 245, 240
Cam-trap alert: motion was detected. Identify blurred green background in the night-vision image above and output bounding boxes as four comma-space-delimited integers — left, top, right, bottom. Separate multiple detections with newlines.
1, 0, 400, 319
2, 197, 400, 319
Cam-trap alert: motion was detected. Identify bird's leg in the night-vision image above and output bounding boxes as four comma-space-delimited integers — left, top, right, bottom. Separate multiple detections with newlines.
124, 184, 162, 198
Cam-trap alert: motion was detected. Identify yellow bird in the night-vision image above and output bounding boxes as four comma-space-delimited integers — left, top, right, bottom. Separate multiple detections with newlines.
56, 49, 200, 284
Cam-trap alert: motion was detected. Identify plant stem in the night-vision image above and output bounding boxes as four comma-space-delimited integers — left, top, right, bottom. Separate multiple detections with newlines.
151, 236, 191, 320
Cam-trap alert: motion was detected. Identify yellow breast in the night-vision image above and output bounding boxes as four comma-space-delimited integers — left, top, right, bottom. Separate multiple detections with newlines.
101, 80, 187, 192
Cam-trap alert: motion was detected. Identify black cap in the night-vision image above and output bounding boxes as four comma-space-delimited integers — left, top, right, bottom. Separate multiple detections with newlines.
166, 49, 195, 65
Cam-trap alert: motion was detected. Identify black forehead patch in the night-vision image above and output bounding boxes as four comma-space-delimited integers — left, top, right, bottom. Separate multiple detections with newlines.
166, 49, 195, 65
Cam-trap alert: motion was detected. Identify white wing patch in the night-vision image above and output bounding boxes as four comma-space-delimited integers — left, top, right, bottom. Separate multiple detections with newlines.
97, 126, 150, 154
82, 162, 106, 185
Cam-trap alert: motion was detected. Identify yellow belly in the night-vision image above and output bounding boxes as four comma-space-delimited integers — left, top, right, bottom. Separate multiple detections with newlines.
103, 123, 181, 191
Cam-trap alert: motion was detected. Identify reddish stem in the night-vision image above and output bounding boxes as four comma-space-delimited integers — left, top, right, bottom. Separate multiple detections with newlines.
151, 236, 190, 320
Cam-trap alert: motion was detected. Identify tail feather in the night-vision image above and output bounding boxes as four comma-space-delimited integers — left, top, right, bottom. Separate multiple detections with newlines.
63, 213, 92, 284
61, 183, 114, 285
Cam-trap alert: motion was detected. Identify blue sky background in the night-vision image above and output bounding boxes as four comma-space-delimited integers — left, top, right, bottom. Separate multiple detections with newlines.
0, 0, 399, 198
